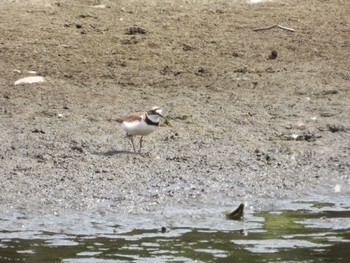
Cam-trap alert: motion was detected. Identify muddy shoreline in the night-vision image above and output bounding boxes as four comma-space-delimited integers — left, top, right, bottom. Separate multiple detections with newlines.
0, 0, 349, 214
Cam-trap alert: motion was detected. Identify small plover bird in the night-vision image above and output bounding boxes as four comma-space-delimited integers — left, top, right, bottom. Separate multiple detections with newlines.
115, 106, 164, 153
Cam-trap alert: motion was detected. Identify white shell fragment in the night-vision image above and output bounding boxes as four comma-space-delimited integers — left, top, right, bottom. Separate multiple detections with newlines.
14, 76, 46, 85
93, 4, 106, 9
291, 134, 299, 139
334, 184, 341, 193
248, 0, 274, 3
58, 113, 64, 118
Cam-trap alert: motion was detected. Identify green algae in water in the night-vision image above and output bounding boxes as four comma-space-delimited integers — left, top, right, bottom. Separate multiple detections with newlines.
0, 201, 350, 262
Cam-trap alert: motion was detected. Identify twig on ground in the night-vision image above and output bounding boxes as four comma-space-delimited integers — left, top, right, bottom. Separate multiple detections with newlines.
253, 24, 295, 32
276, 24, 295, 32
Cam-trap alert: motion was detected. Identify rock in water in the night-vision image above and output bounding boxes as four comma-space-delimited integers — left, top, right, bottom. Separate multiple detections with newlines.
226, 203, 245, 220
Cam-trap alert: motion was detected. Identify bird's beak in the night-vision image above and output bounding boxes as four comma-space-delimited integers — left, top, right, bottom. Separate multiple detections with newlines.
158, 113, 165, 118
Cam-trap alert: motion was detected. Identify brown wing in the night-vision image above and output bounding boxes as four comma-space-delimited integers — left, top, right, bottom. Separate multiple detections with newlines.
115, 111, 145, 123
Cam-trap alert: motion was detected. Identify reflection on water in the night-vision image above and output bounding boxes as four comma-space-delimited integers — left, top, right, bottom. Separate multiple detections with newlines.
0, 200, 349, 262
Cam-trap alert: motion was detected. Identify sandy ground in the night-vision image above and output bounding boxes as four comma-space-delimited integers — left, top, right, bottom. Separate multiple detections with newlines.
0, 0, 349, 213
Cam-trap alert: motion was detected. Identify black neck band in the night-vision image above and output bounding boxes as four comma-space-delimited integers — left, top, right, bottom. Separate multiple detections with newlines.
145, 115, 159, 126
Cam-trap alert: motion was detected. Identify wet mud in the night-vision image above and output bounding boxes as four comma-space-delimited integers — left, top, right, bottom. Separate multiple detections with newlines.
0, 0, 349, 214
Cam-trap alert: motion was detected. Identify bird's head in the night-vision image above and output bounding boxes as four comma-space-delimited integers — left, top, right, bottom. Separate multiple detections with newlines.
148, 106, 164, 118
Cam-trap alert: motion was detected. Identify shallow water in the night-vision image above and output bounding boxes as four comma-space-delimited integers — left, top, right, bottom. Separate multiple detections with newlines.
1, 198, 349, 262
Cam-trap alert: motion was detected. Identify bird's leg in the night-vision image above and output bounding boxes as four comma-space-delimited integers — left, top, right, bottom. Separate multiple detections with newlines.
139, 136, 144, 153
127, 135, 136, 153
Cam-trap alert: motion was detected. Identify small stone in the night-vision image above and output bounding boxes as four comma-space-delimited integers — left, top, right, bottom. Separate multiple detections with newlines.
268, 50, 278, 59
320, 112, 336, 117
321, 89, 339, 95
182, 43, 192, 51
232, 51, 240, 57
195, 67, 208, 76
32, 129, 45, 134
327, 124, 346, 133
160, 65, 171, 75
71, 146, 84, 153
125, 26, 147, 35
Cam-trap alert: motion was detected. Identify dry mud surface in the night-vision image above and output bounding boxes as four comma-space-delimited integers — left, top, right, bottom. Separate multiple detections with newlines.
0, 0, 349, 213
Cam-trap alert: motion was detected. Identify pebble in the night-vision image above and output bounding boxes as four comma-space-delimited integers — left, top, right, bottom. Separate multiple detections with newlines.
268, 50, 278, 60
125, 26, 147, 35
327, 124, 346, 133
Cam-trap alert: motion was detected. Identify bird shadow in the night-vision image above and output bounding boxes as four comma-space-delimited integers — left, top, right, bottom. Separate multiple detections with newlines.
93, 149, 135, 156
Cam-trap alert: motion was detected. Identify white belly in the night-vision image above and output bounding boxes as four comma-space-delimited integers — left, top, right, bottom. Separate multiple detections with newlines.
121, 120, 157, 136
